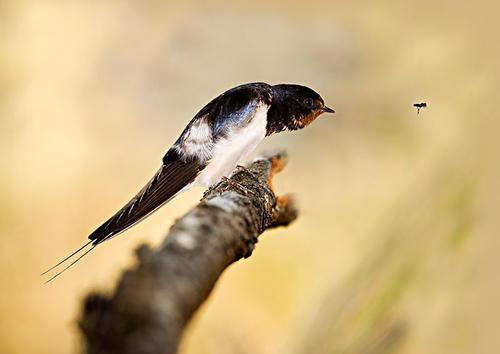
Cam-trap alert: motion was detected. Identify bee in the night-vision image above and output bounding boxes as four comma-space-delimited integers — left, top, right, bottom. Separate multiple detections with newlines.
413, 102, 427, 115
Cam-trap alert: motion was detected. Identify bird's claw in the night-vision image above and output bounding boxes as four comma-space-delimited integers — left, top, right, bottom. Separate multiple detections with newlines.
233, 165, 261, 184
220, 176, 257, 197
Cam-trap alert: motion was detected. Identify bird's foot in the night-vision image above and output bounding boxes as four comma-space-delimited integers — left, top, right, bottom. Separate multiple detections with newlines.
233, 165, 261, 184
220, 176, 257, 197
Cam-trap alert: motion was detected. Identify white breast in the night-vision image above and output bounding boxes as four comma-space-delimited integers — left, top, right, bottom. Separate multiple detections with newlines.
193, 104, 268, 187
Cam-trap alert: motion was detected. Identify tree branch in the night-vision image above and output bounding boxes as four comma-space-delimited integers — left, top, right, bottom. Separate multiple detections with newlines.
79, 151, 298, 354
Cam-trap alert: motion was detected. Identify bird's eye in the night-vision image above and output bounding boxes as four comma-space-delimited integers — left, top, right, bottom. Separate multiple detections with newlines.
304, 98, 314, 108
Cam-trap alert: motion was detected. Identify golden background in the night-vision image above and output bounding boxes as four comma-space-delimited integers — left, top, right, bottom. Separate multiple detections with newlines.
1, 0, 499, 353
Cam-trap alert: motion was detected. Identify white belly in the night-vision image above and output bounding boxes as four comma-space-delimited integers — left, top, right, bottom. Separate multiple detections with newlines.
194, 105, 268, 187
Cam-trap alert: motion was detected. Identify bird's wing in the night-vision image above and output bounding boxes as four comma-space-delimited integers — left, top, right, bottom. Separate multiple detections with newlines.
42, 148, 206, 282
89, 151, 204, 245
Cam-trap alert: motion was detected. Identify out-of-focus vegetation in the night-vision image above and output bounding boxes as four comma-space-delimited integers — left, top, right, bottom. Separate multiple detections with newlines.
1, 1, 499, 353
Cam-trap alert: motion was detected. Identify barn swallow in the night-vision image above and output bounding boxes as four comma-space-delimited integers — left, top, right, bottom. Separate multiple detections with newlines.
42, 82, 334, 282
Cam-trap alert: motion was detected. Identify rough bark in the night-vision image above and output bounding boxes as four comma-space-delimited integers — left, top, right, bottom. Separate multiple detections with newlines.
79, 151, 298, 354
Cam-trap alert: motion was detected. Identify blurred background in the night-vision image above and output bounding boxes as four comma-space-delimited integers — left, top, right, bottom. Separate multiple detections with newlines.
1, 0, 499, 353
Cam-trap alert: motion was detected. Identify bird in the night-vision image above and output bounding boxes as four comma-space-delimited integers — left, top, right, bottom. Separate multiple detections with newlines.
42, 82, 335, 282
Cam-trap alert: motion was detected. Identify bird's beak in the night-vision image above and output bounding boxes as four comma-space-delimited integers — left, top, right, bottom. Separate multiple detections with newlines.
322, 106, 335, 114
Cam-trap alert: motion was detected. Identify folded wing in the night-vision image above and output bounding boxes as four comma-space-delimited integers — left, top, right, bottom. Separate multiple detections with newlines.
88, 152, 203, 245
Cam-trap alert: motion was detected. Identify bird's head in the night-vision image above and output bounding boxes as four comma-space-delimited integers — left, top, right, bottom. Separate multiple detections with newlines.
269, 84, 335, 133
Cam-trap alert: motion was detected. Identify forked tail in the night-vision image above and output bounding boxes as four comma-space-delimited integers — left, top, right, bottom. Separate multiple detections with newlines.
41, 240, 96, 284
